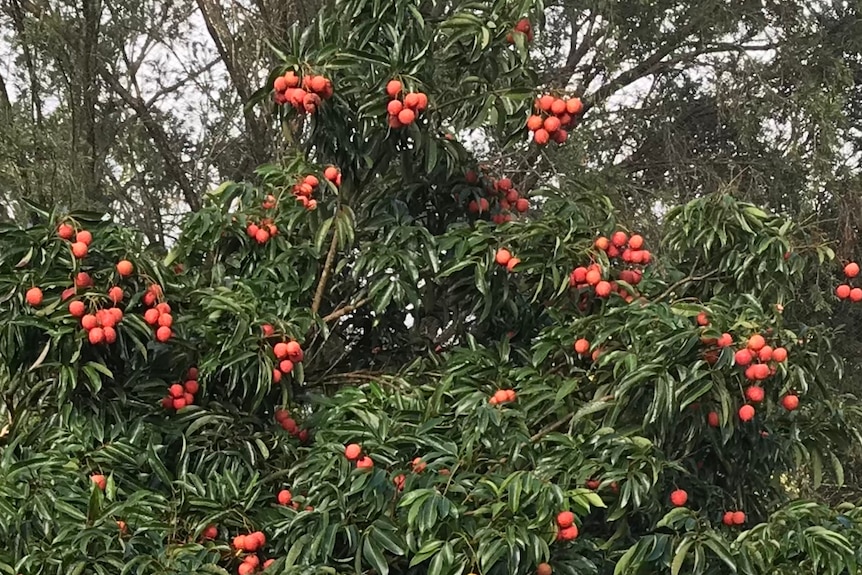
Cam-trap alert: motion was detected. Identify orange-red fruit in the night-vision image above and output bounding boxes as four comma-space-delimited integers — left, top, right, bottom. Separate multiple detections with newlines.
203, 525, 218, 539
772, 347, 787, 362
851, 288, 862, 302
670, 489, 688, 507
628, 234, 644, 249
264, 559, 275, 569
550, 98, 567, 115
108, 286, 124, 304
734, 348, 753, 366
76, 230, 93, 245
69, 300, 85, 317
526, 115, 543, 131
557, 525, 578, 541
543, 116, 561, 133
757, 345, 773, 362
158, 313, 173, 327
515, 198, 530, 212
585, 269, 601, 286
595, 281, 611, 297
88, 327, 105, 344
718, 333, 734, 348
387, 99, 403, 115
538, 95, 555, 111
277, 489, 292, 505
58, 223, 74, 239
696, 312, 709, 326
537, 563, 553, 575
404, 92, 420, 109
398, 108, 416, 125
782, 394, 799, 411
556, 510, 575, 528
845, 262, 860, 278
324, 166, 339, 182
345, 443, 362, 460
356, 456, 374, 469
25, 287, 43, 306
566, 97, 583, 114
707, 411, 720, 427
722, 511, 735, 526
183, 380, 199, 394
116, 260, 134, 276
144, 308, 160, 325
747, 334, 766, 351
594, 236, 609, 250
738, 404, 755, 421
534, 129, 550, 145
274, 342, 289, 359
103, 326, 117, 344
732, 511, 746, 525
71, 241, 88, 258
495, 248, 512, 265
238, 563, 254, 575
574, 338, 590, 355
286, 340, 303, 362
745, 386, 765, 403
386, 80, 402, 97
90, 474, 107, 490
156, 326, 172, 342
279, 359, 294, 373
611, 231, 628, 247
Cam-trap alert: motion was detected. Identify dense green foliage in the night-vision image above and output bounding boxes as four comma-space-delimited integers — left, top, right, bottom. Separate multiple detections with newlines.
2, 1, 862, 575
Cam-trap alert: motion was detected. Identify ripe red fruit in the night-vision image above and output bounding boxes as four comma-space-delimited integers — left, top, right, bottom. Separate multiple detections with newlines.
566, 97, 584, 114
76, 230, 93, 245
356, 456, 374, 469
495, 249, 512, 265
696, 312, 709, 326
722, 511, 735, 526
550, 98, 567, 115
595, 281, 611, 297
515, 198, 530, 212
404, 92, 420, 109
734, 348, 753, 366
158, 313, 173, 327
279, 359, 294, 373
611, 231, 628, 247
58, 223, 74, 239
255, 228, 270, 244
277, 489, 292, 505
526, 115, 543, 131
782, 394, 799, 411
387, 99, 403, 116
707, 411, 720, 427
746, 334, 766, 351
506, 258, 520, 272
556, 510, 574, 528
732, 511, 746, 525
543, 116, 561, 133
745, 386, 765, 403
557, 525, 578, 541
585, 269, 601, 286
69, 300, 85, 317
670, 489, 688, 507
81, 314, 98, 330
183, 380, 199, 395
552, 129, 568, 143
628, 234, 644, 249
574, 338, 590, 355
71, 241, 88, 258
108, 286, 124, 304
757, 345, 773, 362
772, 347, 788, 362
286, 341, 303, 362
835, 284, 850, 298
386, 80, 402, 97
25, 287, 43, 306
718, 333, 734, 348
738, 404, 755, 421
398, 108, 416, 125
238, 562, 254, 575
537, 95, 555, 111
156, 326, 172, 342
536, 563, 552, 575
203, 525, 218, 539
103, 326, 117, 344
168, 384, 184, 398
90, 474, 107, 490
851, 288, 862, 302
264, 559, 275, 569
345, 443, 362, 460
144, 308, 160, 325
272, 342, 289, 359
533, 129, 550, 145
88, 327, 105, 344
116, 260, 134, 276
324, 166, 339, 182
845, 262, 859, 278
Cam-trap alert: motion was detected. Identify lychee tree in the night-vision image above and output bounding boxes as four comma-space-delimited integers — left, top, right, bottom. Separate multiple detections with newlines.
2, 1, 862, 575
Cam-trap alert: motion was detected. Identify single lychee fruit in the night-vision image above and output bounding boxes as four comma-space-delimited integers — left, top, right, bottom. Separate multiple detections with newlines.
707, 411, 720, 427
732, 511, 746, 525
58, 223, 74, 239
25, 287, 43, 307
495, 249, 512, 265
116, 260, 134, 276
537, 563, 552, 575
71, 242, 88, 258
670, 489, 688, 507
345, 443, 362, 460
574, 338, 590, 355
745, 386, 765, 403
556, 511, 574, 528
76, 230, 93, 245
845, 262, 859, 278
746, 334, 766, 351
738, 404, 755, 421
782, 394, 799, 411
356, 456, 374, 469
277, 489, 292, 505
90, 474, 107, 490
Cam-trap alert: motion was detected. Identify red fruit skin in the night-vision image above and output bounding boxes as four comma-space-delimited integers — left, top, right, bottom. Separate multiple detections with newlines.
203, 525, 218, 540
90, 474, 107, 490
156, 326, 172, 342
345, 443, 362, 460
738, 404, 755, 421
732, 511, 746, 525
556, 510, 575, 528
557, 525, 579, 541
722, 511, 735, 526
356, 456, 374, 469
782, 394, 800, 411
670, 489, 688, 507
277, 489, 292, 505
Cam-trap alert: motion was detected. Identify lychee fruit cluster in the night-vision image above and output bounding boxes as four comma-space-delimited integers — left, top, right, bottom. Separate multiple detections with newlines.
344, 443, 374, 469
273, 70, 333, 114
161, 367, 199, 411
385, 80, 428, 128
555, 510, 579, 541
142, 284, 173, 342
528, 95, 583, 145
489, 388, 517, 405
721, 510, 746, 526
274, 407, 309, 442
463, 169, 530, 225
78, 305, 124, 345
835, 262, 862, 301
247, 219, 280, 244
494, 248, 521, 273
271, 339, 304, 382
290, 174, 321, 211
393, 457, 426, 491
231, 531, 274, 574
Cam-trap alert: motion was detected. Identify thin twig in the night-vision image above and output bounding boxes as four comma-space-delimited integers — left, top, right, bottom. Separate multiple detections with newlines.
530, 413, 575, 442
322, 297, 370, 323
311, 230, 339, 315
653, 270, 720, 303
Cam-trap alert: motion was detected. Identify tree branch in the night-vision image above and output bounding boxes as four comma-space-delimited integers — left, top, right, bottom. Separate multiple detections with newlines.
311, 229, 339, 314
653, 269, 720, 303
322, 297, 370, 323
98, 65, 201, 211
